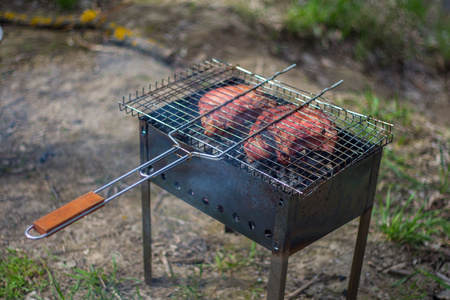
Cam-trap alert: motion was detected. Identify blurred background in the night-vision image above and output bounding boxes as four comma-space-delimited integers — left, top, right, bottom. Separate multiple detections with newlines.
0, 1, 449, 299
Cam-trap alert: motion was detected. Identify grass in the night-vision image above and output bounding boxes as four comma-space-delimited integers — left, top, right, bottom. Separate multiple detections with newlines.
438, 140, 450, 194
285, 0, 450, 64
0, 248, 47, 299
44, 254, 142, 299
0, 247, 142, 299
390, 267, 450, 299
381, 147, 426, 190
55, 0, 78, 10
377, 186, 448, 247
175, 264, 205, 300
392, 273, 428, 300
213, 241, 257, 274
362, 91, 412, 126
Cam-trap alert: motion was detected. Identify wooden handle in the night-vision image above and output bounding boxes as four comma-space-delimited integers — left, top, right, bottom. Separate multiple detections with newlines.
33, 191, 105, 235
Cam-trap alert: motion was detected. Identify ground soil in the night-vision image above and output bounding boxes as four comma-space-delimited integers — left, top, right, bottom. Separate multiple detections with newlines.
0, 1, 449, 299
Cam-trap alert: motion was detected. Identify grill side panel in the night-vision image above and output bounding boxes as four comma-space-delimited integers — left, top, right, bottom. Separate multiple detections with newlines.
288, 149, 383, 254
145, 123, 285, 250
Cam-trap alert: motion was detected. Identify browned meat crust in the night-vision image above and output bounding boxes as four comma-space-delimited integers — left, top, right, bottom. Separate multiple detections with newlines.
243, 104, 338, 165
198, 84, 276, 137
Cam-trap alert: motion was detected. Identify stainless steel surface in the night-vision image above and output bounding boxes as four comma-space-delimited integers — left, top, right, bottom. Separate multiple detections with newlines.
144, 122, 383, 252
347, 207, 373, 300
140, 119, 153, 285
120, 59, 393, 195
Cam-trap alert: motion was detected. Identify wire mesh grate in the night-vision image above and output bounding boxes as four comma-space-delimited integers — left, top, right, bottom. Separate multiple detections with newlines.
119, 59, 393, 194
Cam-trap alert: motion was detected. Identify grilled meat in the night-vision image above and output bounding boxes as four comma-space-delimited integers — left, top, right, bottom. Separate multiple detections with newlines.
198, 84, 276, 137
243, 104, 338, 165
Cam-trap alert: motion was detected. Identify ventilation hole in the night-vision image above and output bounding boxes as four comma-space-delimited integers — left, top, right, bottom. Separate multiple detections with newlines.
174, 181, 181, 190
265, 230, 273, 239
188, 189, 194, 197
161, 173, 166, 181
279, 199, 284, 207
248, 221, 255, 230
232, 213, 240, 222
202, 196, 209, 205
217, 204, 224, 214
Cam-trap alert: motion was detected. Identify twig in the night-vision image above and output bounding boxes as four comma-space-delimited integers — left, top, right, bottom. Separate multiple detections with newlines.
161, 251, 174, 278
72, 33, 120, 53
50, 183, 62, 200
387, 268, 413, 277
154, 191, 169, 211
286, 276, 322, 300
170, 257, 205, 265
417, 246, 450, 261
436, 272, 450, 286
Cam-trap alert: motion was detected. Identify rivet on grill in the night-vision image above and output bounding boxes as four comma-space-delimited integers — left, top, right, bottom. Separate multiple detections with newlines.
217, 204, 224, 213
248, 221, 255, 230
202, 196, 209, 205
273, 242, 279, 251
188, 189, 194, 197
174, 181, 181, 190
265, 229, 273, 239
232, 212, 240, 222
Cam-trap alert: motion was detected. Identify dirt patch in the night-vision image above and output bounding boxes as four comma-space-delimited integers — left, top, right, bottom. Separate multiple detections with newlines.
1, 2, 449, 299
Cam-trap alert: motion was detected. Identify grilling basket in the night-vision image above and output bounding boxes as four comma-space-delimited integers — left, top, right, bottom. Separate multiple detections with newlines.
26, 59, 393, 299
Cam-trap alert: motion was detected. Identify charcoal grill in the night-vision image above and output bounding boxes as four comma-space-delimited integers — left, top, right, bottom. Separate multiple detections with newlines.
26, 59, 393, 299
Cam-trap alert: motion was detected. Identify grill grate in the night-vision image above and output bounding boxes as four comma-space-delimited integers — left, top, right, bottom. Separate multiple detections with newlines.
119, 59, 393, 194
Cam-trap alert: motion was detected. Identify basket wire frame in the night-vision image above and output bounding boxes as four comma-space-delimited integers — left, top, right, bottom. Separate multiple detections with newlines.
119, 59, 393, 194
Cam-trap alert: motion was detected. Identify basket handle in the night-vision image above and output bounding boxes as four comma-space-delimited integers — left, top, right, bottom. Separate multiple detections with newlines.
25, 146, 192, 240
26, 192, 105, 239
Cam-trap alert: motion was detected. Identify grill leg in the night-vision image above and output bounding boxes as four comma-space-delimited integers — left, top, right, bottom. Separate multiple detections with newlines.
267, 249, 290, 300
141, 174, 152, 285
140, 119, 152, 285
347, 206, 372, 299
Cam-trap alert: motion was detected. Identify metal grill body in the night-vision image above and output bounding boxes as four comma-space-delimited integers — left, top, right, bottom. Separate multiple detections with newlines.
142, 122, 382, 253
120, 59, 393, 299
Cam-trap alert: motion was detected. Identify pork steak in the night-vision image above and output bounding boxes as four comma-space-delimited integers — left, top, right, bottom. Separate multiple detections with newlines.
243, 104, 338, 165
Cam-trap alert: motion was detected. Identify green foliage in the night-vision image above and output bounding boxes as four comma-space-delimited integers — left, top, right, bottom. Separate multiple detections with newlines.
285, 0, 450, 62
377, 186, 448, 247
391, 272, 428, 299
438, 141, 450, 194
362, 91, 412, 126
0, 248, 47, 299
286, 0, 368, 39
418, 268, 450, 290
382, 147, 425, 189
175, 264, 204, 300
391, 267, 450, 298
213, 241, 257, 274
55, 0, 78, 10
46, 254, 142, 299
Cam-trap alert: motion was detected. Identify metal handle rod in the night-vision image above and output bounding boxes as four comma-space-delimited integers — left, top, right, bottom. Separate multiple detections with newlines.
94, 146, 179, 194
25, 147, 191, 240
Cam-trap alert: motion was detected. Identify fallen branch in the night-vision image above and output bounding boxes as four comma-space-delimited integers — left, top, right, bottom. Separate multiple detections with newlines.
286, 276, 322, 300
170, 257, 205, 265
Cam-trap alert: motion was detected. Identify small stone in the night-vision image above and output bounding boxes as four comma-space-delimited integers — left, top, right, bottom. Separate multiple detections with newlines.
436, 289, 450, 300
